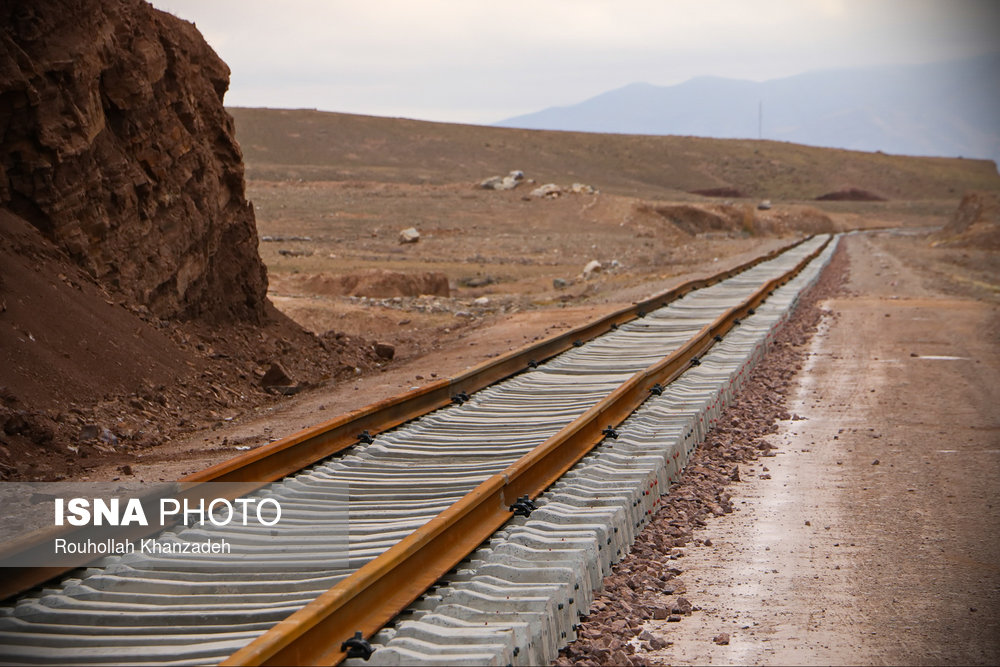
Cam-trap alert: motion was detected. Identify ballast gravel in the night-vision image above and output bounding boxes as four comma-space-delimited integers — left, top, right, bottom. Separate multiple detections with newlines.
552, 243, 848, 666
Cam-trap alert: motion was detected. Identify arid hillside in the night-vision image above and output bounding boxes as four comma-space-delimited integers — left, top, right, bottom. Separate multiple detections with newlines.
229, 107, 999, 367
229, 107, 1000, 200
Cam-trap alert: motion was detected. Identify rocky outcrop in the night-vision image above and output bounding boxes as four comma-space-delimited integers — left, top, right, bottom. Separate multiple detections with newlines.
0, 0, 268, 323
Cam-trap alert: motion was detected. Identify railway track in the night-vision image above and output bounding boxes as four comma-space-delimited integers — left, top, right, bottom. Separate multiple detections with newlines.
0, 235, 836, 666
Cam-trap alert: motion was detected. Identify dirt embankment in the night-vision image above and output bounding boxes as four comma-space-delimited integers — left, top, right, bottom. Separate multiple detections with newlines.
815, 187, 887, 201
280, 270, 451, 299
638, 202, 838, 237
934, 191, 1000, 249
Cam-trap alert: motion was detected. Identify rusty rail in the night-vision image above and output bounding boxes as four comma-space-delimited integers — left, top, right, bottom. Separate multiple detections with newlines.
223, 236, 830, 666
0, 237, 804, 602
185, 238, 806, 486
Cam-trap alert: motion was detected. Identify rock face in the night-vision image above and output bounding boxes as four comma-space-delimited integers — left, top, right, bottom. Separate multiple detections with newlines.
0, 0, 268, 323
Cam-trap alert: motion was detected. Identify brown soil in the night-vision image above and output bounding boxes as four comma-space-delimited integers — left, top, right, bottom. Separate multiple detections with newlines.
689, 187, 749, 198
641, 203, 757, 235
248, 178, 813, 365
553, 230, 1000, 665
276, 270, 451, 299
816, 188, 887, 201
755, 205, 841, 235
0, 208, 384, 482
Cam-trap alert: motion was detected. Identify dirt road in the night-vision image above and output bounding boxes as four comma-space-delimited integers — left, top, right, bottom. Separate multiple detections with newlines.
645, 231, 1000, 664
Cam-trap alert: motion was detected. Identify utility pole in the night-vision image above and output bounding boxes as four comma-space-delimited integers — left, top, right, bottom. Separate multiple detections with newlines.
758, 100, 762, 140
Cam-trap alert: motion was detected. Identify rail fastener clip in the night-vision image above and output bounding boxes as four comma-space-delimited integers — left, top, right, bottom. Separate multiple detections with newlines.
341, 631, 374, 661
509, 495, 537, 517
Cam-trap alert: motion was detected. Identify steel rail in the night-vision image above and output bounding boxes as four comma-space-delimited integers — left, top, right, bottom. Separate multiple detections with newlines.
184, 238, 805, 486
223, 236, 831, 666
0, 236, 827, 666
0, 237, 805, 602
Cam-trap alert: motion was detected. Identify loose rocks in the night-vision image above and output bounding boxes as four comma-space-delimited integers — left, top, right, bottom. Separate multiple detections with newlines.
531, 183, 563, 198
479, 170, 525, 190
373, 343, 395, 360
260, 362, 303, 395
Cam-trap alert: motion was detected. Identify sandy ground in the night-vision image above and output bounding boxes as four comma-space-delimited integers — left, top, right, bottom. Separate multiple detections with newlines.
643, 232, 1000, 665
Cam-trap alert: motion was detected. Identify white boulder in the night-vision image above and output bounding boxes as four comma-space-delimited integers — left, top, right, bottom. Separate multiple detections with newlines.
582, 260, 603, 279
481, 170, 526, 190
531, 183, 562, 198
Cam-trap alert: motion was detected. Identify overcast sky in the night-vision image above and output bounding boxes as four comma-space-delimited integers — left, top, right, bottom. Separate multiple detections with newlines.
150, 0, 1000, 125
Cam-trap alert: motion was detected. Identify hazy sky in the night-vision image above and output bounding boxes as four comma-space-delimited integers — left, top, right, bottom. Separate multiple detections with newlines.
150, 0, 1000, 125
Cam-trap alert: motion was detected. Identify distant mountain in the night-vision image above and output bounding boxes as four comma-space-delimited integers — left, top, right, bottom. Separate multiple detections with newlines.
496, 54, 1000, 167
